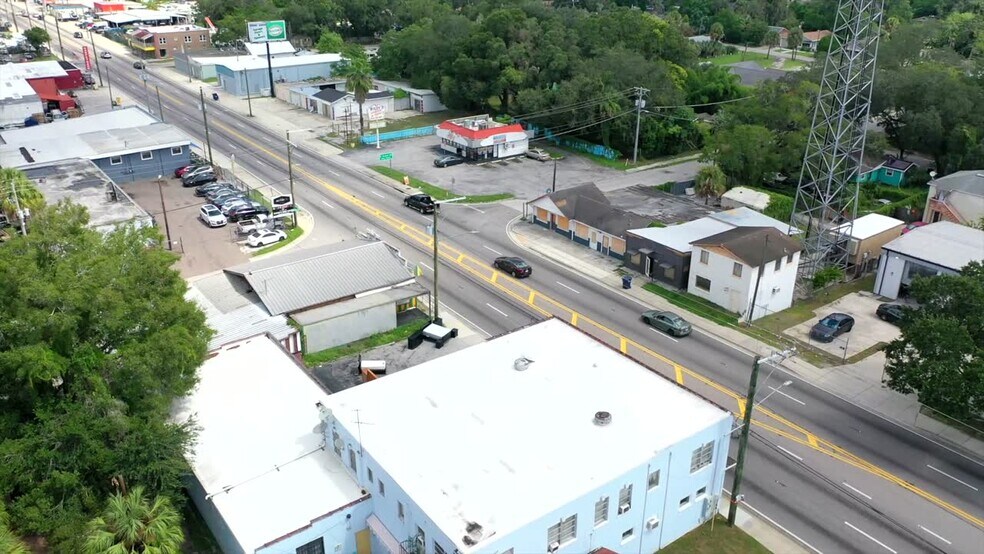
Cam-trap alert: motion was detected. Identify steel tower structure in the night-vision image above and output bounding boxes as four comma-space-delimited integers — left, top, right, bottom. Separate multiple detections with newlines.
790, 0, 885, 281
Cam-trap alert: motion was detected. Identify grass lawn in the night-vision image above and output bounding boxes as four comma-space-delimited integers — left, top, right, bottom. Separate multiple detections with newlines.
755, 275, 876, 336
708, 52, 772, 68
780, 58, 808, 70
660, 516, 771, 554
643, 282, 739, 327
380, 110, 470, 132
303, 319, 429, 367
372, 166, 512, 203
180, 496, 222, 554
252, 225, 303, 256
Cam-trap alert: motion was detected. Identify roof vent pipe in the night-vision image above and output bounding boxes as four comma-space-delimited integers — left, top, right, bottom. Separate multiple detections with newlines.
594, 411, 612, 426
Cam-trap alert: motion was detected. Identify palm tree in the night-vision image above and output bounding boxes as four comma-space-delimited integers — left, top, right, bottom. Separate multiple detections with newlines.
709, 22, 724, 43
83, 486, 184, 554
763, 29, 780, 59
787, 27, 804, 60
694, 166, 727, 205
0, 167, 45, 224
338, 57, 375, 136
0, 501, 29, 554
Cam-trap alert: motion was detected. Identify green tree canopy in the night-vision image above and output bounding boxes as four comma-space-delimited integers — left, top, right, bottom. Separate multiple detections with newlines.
23, 27, 49, 51
84, 486, 184, 554
694, 165, 727, 204
0, 202, 211, 550
884, 262, 984, 420
315, 29, 345, 53
0, 168, 46, 222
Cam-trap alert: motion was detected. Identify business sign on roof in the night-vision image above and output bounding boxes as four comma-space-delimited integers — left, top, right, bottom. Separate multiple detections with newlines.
247, 20, 287, 43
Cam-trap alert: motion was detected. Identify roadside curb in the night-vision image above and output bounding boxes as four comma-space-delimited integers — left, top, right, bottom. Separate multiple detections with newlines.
625, 153, 702, 174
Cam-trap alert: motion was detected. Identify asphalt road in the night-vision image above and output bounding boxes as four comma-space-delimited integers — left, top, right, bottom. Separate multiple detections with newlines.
58, 27, 984, 553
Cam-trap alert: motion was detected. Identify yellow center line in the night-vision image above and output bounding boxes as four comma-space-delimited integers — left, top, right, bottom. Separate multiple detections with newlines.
192, 111, 982, 530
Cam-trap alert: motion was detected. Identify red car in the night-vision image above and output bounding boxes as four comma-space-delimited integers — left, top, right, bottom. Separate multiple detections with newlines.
175, 164, 208, 178
902, 221, 927, 234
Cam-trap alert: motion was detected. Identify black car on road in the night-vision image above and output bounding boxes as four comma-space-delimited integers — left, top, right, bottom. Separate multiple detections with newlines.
404, 193, 436, 214
810, 313, 855, 343
876, 303, 906, 325
182, 171, 217, 187
434, 154, 465, 168
493, 256, 532, 278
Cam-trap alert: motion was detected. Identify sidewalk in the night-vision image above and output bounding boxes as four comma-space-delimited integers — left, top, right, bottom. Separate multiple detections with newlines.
508, 218, 984, 458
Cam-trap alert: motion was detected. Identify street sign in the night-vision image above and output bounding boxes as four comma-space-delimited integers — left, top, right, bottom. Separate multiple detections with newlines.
379, 152, 393, 161
247, 20, 287, 43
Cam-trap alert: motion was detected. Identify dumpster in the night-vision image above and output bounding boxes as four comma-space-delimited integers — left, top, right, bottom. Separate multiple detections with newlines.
622, 275, 633, 289
212, 92, 219, 101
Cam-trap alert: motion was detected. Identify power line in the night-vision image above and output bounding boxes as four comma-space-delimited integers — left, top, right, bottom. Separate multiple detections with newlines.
528, 110, 634, 144
510, 88, 635, 121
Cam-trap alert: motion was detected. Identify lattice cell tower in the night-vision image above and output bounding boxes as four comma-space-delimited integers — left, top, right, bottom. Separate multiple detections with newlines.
790, 0, 885, 281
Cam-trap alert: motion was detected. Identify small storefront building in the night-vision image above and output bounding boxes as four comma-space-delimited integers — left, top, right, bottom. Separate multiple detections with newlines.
435, 115, 528, 160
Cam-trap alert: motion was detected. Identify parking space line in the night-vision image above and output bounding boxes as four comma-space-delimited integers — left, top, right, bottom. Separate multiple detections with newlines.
420, 262, 433, 272
844, 522, 896, 553
439, 303, 491, 338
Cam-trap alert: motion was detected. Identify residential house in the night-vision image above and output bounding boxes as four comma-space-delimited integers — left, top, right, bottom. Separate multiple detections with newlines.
373, 80, 447, 113
923, 170, 984, 226
128, 24, 212, 59
436, 114, 529, 160
768, 26, 790, 48
720, 187, 770, 212
21, 158, 153, 233
214, 53, 343, 96
802, 30, 832, 52
874, 222, 984, 299
0, 107, 191, 183
832, 213, 906, 275
689, 227, 803, 321
222, 241, 427, 353
528, 183, 650, 260
858, 156, 917, 187
307, 87, 394, 123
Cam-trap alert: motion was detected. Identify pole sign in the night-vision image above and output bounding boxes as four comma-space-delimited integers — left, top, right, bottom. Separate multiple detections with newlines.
82, 45, 91, 71
247, 20, 287, 43
379, 152, 393, 161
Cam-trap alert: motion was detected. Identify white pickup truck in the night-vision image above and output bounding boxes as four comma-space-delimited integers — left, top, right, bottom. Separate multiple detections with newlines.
236, 214, 272, 235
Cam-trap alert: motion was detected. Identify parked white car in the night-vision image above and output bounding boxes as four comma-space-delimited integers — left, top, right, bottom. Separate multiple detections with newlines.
246, 229, 287, 247
199, 204, 226, 228
525, 148, 551, 162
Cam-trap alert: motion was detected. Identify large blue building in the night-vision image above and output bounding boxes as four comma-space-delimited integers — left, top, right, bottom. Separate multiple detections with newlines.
214, 53, 344, 97
178, 319, 732, 554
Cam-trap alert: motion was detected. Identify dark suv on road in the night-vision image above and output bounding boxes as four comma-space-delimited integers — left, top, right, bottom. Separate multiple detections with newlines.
404, 194, 436, 214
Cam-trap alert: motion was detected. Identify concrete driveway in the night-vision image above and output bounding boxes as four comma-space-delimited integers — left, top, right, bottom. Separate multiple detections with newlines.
784, 292, 901, 361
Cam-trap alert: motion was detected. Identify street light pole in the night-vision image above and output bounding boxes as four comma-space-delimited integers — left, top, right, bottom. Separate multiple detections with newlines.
156, 175, 172, 250
105, 65, 114, 109
286, 130, 297, 227
431, 204, 441, 326
199, 87, 213, 163
53, 12, 64, 59
551, 157, 558, 192
156, 85, 164, 122
632, 86, 648, 164
747, 234, 771, 323
89, 31, 103, 87
243, 68, 254, 117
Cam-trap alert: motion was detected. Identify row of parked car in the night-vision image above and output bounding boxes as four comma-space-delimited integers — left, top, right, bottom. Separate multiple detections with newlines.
175, 162, 288, 248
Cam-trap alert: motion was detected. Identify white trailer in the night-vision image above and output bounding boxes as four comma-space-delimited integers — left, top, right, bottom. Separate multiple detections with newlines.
0, 82, 42, 129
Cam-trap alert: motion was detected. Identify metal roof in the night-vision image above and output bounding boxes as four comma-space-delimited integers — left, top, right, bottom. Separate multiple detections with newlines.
224, 241, 414, 315
833, 213, 904, 240
0, 107, 157, 144
291, 282, 427, 325
692, 226, 803, 266
881, 221, 984, 271
0, 123, 190, 167
628, 218, 735, 254
931, 171, 984, 196
708, 206, 799, 234
186, 273, 296, 351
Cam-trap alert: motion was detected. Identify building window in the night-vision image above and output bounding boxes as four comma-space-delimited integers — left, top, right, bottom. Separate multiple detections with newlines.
699, 250, 709, 264
594, 496, 609, 527
296, 538, 325, 554
140, 151, 153, 161
170, 146, 183, 155
885, 169, 895, 176
547, 514, 577, 548
787, 252, 794, 263
109, 156, 122, 166
158, 36, 166, 44
367, 467, 374, 483
696, 486, 707, 498
184, 35, 191, 43
690, 441, 714, 473
648, 469, 661, 490
621, 528, 634, 543
695, 276, 711, 291
416, 527, 426, 550
434, 543, 446, 554
679, 496, 691, 509
348, 448, 356, 471
398, 501, 405, 522
378, 479, 385, 496
200, 34, 207, 41
331, 431, 341, 456
774, 258, 782, 271
732, 262, 743, 277
618, 484, 632, 514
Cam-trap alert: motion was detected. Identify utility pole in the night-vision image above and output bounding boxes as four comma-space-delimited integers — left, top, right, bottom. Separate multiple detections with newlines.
106, 65, 114, 108
53, 12, 64, 59
551, 157, 558, 193
632, 86, 648, 164
265, 41, 275, 98
156, 175, 172, 250
90, 31, 103, 87
431, 205, 441, 326
746, 234, 772, 324
199, 87, 213, 163
286, 130, 297, 227
156, 85, 164, 122
728, 350, 795, 526
243, 68, 254, 116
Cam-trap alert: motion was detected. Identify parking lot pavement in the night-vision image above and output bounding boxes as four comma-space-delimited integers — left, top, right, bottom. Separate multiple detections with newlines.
120, 178, 247, 277
784, 292, 901, 360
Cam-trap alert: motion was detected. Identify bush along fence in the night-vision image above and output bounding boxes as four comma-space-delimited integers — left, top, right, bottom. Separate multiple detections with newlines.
360, 125, 435, 145
521, 122, 621, 160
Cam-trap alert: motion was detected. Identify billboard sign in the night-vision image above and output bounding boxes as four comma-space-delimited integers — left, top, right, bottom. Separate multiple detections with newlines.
247, 20, 287, 43
82, 45, 91, 71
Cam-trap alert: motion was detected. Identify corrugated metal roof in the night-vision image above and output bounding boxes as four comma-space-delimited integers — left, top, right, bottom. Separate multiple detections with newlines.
225, 241, 414, 316
186, 274, 296, 351
881, 221, 984, 270
291, 282, 428, 325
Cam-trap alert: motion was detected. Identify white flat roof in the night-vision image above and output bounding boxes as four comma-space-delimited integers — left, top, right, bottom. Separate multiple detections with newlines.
141, 24, 208, 33
324, 319, 730, 552
171, 336, 365, 552
708, 206, 796, 233
882, 221, 984, 270
217, 53, 342, 72
629, 218, 734, 253
0, 60, 69, 80
721, 186, 770, 210
0, 123, 189, 166
835, 213, 904, 240
244, 41, 296, 57
0, 107, 157, 143
0, 75, 39, 102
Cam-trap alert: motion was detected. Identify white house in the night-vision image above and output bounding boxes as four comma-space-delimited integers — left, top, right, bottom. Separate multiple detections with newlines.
874, 221, 984, 299
923, 171, 984, 227
688, 226, 803, 321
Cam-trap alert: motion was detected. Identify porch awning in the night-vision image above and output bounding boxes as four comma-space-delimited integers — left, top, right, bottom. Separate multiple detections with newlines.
367, 514, 402, 554
639, 248, 653, 255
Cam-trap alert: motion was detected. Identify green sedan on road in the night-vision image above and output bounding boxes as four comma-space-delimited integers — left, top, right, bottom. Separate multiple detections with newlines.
641, 310, 692, 337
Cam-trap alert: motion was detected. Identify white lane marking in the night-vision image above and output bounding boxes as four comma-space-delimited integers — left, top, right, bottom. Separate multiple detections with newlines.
329, 170, 340, 176
927, 465, 979, 491
419, 262, 433, 272
917, 525, 952, 545
254, 159, 266, 167
844, 522, 896, 553
261, 136, 272, 143
776, 445, 803, 461
722, 488, 823, 554
555, 281, 580, 294
370, 190, 385, 198
769, 386, 806, 406
647, 327, 679, 342
465, 204, 485, 214
483, 245, 503, 256
842, 482, 872, 500
439, 303, 491, 338
234, 121, 246, 129
320, 200, 334, 209
485, 303, 509, 318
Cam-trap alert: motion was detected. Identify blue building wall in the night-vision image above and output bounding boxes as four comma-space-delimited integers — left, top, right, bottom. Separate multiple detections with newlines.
256, 498, 373, 554
93, 144, 190, 183
326, 409, 732, 554
217, 61, 342, 96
